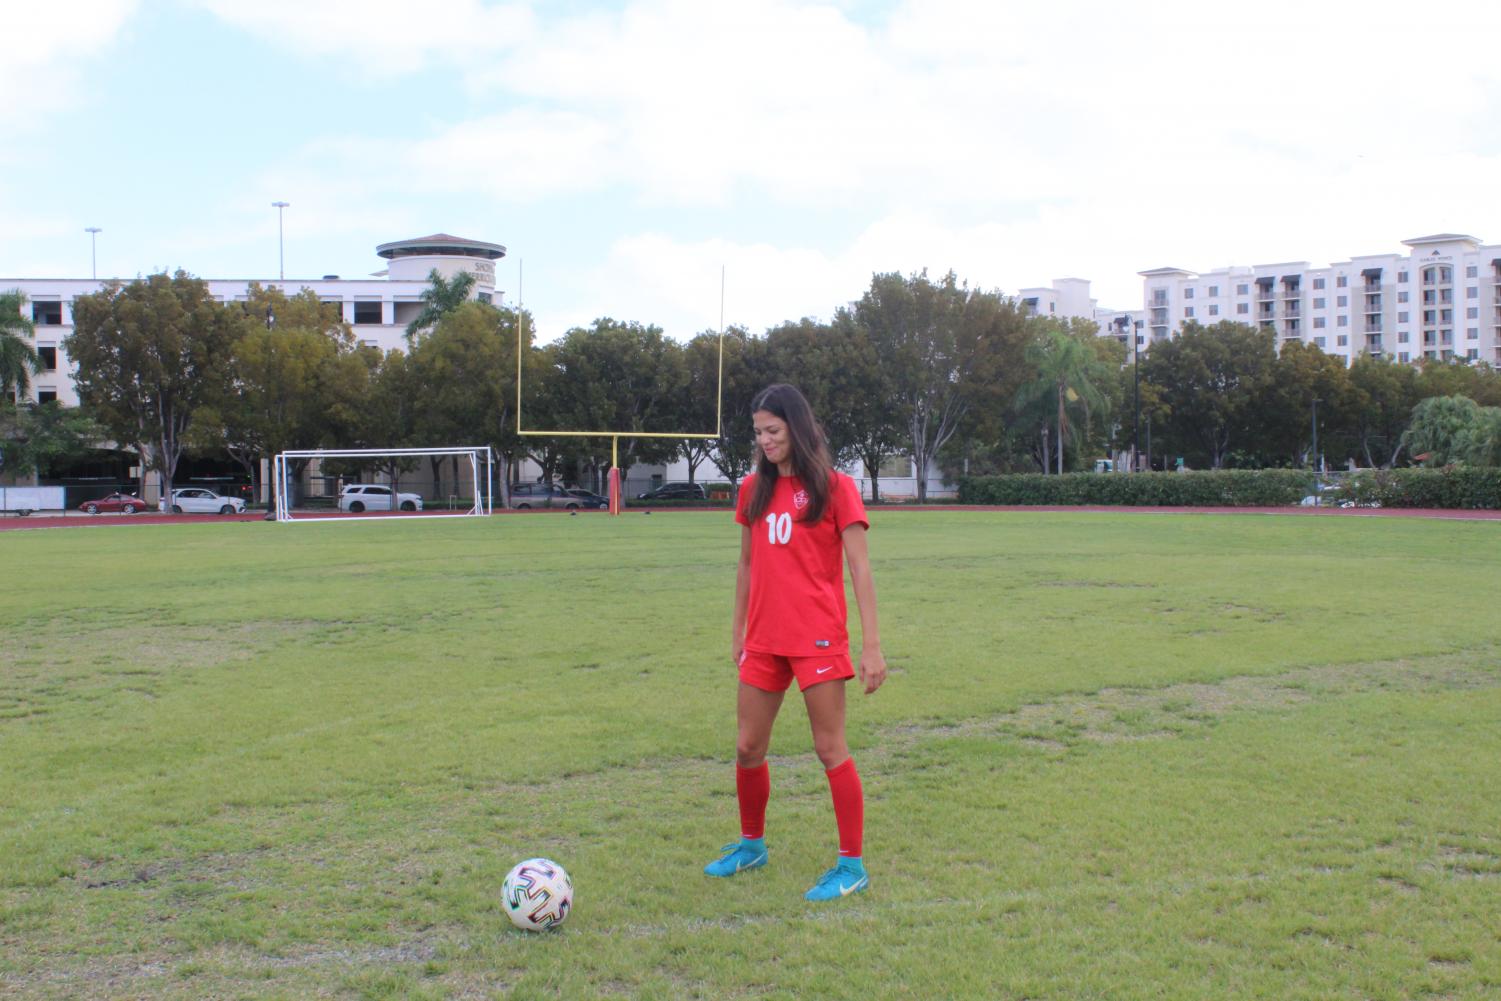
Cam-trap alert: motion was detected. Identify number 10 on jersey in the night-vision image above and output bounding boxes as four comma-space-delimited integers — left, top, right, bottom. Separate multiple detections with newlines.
764, 512, 792, 545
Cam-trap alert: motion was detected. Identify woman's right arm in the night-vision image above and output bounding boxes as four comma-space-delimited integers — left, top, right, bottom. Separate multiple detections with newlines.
731, 524, 752, 665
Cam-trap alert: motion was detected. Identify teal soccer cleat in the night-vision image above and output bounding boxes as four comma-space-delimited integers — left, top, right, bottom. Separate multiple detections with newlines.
804, 858, 868, 901
703, 839, 768, 878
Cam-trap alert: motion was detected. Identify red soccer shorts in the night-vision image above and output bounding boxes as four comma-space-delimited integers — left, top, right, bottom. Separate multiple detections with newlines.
739, 649, 855, 692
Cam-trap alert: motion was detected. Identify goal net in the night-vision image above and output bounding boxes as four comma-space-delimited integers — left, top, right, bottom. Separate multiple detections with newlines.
272, 447, 494, 523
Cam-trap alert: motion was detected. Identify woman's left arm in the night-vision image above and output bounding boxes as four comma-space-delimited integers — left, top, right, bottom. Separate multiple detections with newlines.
842, 524, 887, 695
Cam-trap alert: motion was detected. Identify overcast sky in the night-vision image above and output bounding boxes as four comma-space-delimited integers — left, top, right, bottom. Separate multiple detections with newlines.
4, 0, 1500, 341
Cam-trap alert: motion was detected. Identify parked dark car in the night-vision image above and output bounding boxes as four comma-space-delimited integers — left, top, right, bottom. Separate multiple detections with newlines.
565, 488, 610, 510
78, 492, 148, 514
636, 482, 708, 501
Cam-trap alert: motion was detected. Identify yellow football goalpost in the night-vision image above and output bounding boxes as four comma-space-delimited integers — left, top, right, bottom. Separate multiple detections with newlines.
514, 267, 728, 515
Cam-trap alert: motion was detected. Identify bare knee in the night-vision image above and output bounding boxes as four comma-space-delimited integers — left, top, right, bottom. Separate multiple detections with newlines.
812, 735, 848, 770
736, 737, 770, 768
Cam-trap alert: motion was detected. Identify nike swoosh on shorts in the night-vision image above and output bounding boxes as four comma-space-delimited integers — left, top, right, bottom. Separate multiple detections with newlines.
816, 665, 834, 674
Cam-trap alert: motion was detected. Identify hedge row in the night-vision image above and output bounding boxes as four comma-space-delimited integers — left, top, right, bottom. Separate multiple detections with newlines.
956, 470, 1313, 507
1333, 468, 1501, 509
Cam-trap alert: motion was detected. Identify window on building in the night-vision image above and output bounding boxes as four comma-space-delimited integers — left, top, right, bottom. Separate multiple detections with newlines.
1337, 276, 1347, 288
1466, 265, 1478, 278
1399, 351, 1410, 362
31, 301, 62, 325
1208, 305, 1219, 316
1236, 283, 1249, 295
1468, 348, 1480, 360
1468, 307, 1480, 319
1398, 331, 1410, 343
1398, 311, 1409, 323
1312, 317, 1325, 328
1311, 297, 1323, 308
1441, 309, 1453, 324
37, 346, 57, 370
1337, 334, 1348, 346
1314, 337, 1326, 348
1398, 290, 1409, 303
1337, 295, 1347, 307
353, 301, 383, 324
477, 292, 492, 305
359, 338, 380, 348
1236, 303, 1249, 314
1423, 310, 1437, 324
1398, 271, 1408, 283
37, 389, 57, 404
1183, 288, 1195, 300
1049, 302, 1055, 313
1337, 316, 1348, 327
1468, 327, 1479, 339
1467, 286, 1479, 298
1184, 307, 1195, 318
1312, 278, 1325, 290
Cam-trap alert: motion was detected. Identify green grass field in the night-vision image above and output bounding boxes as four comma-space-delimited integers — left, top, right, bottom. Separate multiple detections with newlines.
3, 511, 1500, 1000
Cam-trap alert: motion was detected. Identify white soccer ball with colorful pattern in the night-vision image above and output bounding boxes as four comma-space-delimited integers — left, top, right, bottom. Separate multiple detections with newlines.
502, 858, 573, 931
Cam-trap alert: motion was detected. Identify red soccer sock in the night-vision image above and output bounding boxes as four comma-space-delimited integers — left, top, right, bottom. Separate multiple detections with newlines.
825, 758, 864, 858
736, 762, 770, 840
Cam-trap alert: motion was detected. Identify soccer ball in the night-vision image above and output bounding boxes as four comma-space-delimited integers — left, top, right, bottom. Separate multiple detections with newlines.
502, 858, 573, 931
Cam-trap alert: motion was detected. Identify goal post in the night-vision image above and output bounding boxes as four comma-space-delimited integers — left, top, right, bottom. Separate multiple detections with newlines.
272, 446, 494, 523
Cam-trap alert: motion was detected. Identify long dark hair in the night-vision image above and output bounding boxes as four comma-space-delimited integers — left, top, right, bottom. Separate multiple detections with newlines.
745, 383, 834, 524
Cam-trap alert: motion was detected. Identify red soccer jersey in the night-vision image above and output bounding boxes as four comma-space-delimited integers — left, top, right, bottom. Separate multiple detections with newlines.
734, 470, 870, 656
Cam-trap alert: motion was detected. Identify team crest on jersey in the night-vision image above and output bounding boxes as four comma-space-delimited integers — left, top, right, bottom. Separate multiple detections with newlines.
793, 489, 809, 510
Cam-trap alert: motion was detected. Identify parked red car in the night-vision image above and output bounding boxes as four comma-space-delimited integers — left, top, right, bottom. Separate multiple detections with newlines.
79, 492, 148, 514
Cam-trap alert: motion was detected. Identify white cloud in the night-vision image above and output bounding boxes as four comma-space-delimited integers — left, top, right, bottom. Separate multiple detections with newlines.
0, 0, 136, 129
190, 0, 535, 77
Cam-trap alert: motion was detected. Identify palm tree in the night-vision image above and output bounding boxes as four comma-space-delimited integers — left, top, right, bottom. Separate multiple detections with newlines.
405, 268, 478, 340
1015, 325, 1111, 474
0, 289, 42, 403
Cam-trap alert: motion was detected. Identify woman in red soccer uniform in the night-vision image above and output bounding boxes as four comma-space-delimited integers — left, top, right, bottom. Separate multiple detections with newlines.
703, 383, 887, 900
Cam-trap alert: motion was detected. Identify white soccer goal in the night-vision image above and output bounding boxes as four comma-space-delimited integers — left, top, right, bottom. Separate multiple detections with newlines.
272, 447, 494, 523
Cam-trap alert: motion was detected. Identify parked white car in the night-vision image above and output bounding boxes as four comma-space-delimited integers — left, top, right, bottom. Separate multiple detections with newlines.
338, 484, 424, 513
159, 488, 247, 515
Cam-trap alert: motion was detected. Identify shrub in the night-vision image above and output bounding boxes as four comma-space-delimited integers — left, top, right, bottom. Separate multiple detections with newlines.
1332, 468, 1501, 509
957, 470, 1312, 507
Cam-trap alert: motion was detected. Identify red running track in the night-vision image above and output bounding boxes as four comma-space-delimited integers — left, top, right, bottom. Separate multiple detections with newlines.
4, 504, 1499, 532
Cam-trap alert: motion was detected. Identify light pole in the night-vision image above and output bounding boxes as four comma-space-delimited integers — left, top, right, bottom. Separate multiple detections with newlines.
271, 201, 289, 279
84, 227, 101, 280
1131, 319, 1142, 472
1311, 398, 1322, 505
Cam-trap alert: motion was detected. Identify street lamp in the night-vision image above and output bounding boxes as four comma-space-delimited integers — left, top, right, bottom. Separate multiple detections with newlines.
84, 227, 101, 280
1132, 319, 1143, 472
271, 201, 290, 280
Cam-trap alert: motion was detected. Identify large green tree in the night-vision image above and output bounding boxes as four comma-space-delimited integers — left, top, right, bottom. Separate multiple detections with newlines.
1141, 321, 1277, 469
1256, 340, 1359, 468
543, 319, 687, 482
188, 285, 354, 501
0, 290, 42, 402
65, 271, 238, 499
853, 271, 1025, 500
1347, 355, 1421, 467
408, 300, 526, 499
1013, 320, 1114, 474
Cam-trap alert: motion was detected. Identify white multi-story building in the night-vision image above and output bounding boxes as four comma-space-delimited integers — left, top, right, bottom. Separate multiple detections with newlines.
4, 232, 506, 407
1015, 277, 1147, 353
1139, 234, 1501, 366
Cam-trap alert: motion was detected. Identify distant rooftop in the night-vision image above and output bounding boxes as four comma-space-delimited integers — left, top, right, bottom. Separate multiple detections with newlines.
376, 233, 507, 260
1401, 233, 1481, 247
